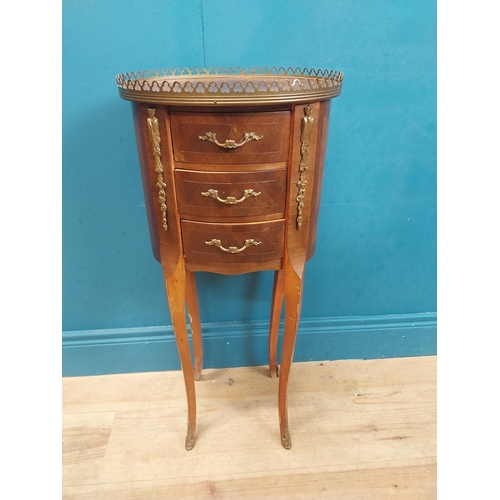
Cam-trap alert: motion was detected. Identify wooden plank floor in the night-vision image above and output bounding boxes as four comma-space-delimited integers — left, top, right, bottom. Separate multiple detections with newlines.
62, 356, 436, 499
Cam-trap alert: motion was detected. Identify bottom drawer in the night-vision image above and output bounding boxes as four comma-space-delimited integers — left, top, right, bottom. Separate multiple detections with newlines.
182, 219, 285, 265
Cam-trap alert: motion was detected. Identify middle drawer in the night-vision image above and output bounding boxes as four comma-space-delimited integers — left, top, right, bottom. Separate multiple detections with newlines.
175, 168, 287, 219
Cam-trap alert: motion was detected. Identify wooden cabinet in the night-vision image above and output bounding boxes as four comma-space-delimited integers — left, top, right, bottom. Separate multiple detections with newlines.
117, 67, 343, 450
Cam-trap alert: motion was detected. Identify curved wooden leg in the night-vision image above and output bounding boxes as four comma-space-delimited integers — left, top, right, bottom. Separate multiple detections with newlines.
269, 270, 284, 378
165, 260, 197, 450
185, 270, 203, 381
278, 261, 303, 450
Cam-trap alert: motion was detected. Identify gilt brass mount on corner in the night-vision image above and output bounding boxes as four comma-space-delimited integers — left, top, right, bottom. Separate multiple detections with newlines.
116, 65, 343, 451
146, 108, 168, 230
296, 105, 313, 229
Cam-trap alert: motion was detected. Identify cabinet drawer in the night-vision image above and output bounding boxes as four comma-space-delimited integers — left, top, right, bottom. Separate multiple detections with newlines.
170, 111, 290, 164
175, 168, 286, 218
182, 220, 285, 264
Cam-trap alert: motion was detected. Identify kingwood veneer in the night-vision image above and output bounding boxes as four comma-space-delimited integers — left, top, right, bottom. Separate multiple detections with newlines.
116, 67, 344, 450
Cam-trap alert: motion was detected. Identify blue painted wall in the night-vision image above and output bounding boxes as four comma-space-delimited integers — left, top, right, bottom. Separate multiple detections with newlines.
63, 0, 436, 375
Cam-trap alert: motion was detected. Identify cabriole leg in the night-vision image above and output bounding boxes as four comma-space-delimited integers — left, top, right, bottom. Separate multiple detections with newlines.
165, 260, 197, 450
269, 269, 284, 378
278, 261, 304, 450
185, 270, 203, 381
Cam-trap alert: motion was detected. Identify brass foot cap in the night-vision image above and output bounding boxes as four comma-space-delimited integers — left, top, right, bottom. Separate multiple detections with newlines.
281, 427, 292, 450
185, 425, 196, 451
185, 435, 195, 451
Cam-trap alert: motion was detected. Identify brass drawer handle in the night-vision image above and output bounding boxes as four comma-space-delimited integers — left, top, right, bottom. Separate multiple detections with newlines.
205, 238, 262, 254
198, 131, 263, 149
201, 188, 262, 205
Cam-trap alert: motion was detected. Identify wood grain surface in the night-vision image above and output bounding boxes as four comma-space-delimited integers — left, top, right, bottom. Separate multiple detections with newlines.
63, 356, 437, 499
170, 110, 291, 164
175, 168, 287, 219
181, 219, 285, 265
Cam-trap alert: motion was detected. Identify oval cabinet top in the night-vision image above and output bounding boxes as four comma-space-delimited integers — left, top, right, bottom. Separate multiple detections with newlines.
116, 66, 343, 106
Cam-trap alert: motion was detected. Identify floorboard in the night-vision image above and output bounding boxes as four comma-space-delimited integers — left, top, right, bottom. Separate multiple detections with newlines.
63, 356, 436, 499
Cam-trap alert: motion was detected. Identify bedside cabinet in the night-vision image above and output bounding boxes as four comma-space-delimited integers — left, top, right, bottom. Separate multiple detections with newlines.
116, 67, 343, 450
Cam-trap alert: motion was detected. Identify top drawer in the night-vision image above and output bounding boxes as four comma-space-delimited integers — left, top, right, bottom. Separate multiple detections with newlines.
170, 111, 290, 164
